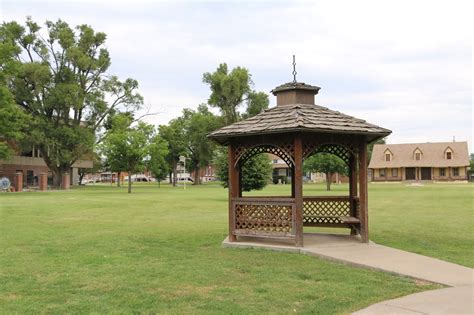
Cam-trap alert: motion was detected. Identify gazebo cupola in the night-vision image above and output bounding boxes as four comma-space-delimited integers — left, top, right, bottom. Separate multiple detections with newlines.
208, 64, 391, 247
272, 82, 320, 106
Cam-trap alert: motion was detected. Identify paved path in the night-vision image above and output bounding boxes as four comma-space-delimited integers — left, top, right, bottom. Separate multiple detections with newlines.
223, 233, 474, 314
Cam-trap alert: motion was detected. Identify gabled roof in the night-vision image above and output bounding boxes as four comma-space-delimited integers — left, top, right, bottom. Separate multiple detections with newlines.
208, 103, 391, 144
368, 142, 470, 168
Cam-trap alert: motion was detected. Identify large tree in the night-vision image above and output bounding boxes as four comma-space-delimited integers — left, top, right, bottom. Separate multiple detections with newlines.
180, 104, 222, 184
0, 24, 27, 160
304, 153, 348, 191
202, 63, 252, 125
203, 63, 272, 191
1, 18, 143, 186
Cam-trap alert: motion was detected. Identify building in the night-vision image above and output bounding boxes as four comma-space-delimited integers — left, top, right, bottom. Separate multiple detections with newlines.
0, 145, 92, 188
369, 142, 469, 182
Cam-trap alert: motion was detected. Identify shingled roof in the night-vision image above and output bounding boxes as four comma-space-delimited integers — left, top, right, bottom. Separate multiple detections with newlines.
368, 142, 470, 168
208, 103, 391, 144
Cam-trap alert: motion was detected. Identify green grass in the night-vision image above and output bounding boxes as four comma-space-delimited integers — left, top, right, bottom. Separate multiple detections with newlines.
2, 182, 470, 313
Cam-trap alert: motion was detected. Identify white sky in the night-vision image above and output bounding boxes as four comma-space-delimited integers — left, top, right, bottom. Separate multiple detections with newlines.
1, 0, 473, 151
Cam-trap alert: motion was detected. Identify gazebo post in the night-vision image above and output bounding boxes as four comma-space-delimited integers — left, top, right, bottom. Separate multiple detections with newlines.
228, 143, 238, 242
294, 134, 304, 247
358, 141, 369, 243
349, 154, 358, 235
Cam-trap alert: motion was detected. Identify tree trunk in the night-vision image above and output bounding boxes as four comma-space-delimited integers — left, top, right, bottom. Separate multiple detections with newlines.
52, 169, 62, 188
326, 172, 332, 191
78, 170, 84, 185
194, 163, 200, 185
168, 171, 172, 184
128, 173, 132, 193
117, 171, 121, 187
172, 161, 178, 187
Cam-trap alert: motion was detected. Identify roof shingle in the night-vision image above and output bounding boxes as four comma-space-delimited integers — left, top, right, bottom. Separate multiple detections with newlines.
208, 103, 391, 144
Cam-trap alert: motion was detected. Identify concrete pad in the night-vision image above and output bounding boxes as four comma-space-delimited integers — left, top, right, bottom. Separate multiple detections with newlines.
223, 233, 474, 286
353, 285, 474, 315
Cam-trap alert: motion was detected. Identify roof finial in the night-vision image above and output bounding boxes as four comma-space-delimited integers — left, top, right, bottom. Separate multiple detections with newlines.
292, 55, 297, 84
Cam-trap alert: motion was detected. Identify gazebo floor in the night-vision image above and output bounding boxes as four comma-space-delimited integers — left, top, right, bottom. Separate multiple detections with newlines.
223, 232, 365, 254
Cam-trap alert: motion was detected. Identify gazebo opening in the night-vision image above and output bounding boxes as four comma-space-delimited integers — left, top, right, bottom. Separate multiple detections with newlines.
208, 73, 391, 247
241, 150, 293, 197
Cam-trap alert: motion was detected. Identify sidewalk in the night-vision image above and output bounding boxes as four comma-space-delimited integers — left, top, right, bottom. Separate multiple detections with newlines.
354, 285, 473, 315
223, 233, 474, 313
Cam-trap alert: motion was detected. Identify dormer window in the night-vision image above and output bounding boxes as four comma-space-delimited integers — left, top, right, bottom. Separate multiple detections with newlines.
444, 147, 453, 160
413, 148, 422, 161
384, 149, 393, 162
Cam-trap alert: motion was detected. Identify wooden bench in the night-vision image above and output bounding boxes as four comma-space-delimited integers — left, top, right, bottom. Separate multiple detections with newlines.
340, 216, 360, 224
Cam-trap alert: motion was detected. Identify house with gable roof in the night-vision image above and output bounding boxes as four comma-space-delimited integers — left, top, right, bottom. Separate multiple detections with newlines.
368, 141, 469, 181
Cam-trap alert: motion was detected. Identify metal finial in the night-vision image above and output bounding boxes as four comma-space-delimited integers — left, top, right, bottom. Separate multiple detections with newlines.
292, 55, 297, 84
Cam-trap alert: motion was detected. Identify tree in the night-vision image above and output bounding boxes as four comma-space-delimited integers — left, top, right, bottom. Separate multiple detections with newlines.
101, 116, 154, 193
203, 63, 273, 191
159, 120, 187, 187
180, 104, 222, 184
0, 24, 28, 160
1, 18, 143, 187
241, 91, 269, 119
304, 153, 348, 191
147, 134, 169, 187
202, 63, 251, 125
215, 150, 272, 192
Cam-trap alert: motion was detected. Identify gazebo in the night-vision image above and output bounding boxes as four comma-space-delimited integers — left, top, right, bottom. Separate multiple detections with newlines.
208, 79, 391, 247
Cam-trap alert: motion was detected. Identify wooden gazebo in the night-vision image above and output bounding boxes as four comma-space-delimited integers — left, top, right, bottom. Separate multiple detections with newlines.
208, 80, 391, 247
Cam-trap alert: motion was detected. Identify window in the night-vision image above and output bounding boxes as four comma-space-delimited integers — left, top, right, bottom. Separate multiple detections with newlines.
385, 153, 391, 161
446, 152, 452, 160
273, 159, 278, 164
379, 169, 385, 177
415, 152, 421, 160
391, 168, 398, 177
439, 168, 445, 176
453, 168, 459, 176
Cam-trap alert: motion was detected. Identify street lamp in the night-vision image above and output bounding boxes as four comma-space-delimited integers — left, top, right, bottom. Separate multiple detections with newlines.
179, 155, 186, 190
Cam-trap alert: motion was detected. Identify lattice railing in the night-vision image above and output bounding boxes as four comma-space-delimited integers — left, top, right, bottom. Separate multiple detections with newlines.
232, 197, 295, 236
303, 196, 353, 225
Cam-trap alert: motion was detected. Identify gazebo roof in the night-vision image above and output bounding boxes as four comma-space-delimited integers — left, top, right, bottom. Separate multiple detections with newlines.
208, 103, 391, 144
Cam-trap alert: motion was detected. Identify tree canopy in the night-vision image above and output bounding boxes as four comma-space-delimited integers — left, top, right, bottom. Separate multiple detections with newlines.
0, 18, 142, 186
180, 104, 222, 184
158, 119, 187, 187
101, 115, 155, 193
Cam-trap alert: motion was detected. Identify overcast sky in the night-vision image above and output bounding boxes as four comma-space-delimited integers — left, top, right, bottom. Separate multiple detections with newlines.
2, 0, 472, 150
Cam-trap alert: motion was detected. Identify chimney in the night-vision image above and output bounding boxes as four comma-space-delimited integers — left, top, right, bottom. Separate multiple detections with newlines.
271, 82, 320, 106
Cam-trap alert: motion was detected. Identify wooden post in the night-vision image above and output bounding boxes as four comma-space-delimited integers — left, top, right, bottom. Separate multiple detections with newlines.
228, 143, 239, 242
294, 135, 304, 247
358, 141, 369, 243
291, 166, 295, 197
349, 154, 358, 235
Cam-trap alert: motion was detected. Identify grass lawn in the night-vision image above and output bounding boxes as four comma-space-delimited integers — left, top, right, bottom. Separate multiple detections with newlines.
1, 182, 471, 313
